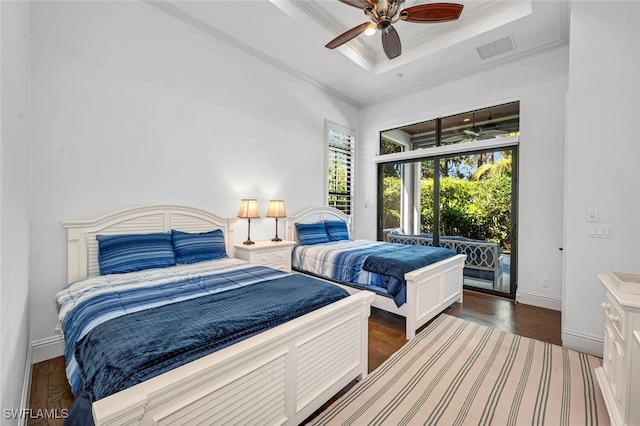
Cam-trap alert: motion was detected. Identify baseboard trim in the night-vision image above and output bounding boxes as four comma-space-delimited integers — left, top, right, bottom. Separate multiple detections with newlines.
563, 328, 604, 357
19, 344, 33, 426
31, 334, 65, 364
515, 289, 562, 311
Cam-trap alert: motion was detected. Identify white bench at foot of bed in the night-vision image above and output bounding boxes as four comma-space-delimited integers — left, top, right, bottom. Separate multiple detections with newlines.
92, 290, 374, 426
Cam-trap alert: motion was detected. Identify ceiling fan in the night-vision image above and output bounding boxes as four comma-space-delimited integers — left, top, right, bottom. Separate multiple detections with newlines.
325, 0, 464, 60
442, 113, 508, 144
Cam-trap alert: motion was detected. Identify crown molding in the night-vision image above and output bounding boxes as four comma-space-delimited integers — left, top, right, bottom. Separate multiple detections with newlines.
290, 0, 377, 64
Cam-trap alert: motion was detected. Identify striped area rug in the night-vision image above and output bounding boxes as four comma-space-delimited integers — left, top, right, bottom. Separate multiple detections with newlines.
311, 314, 609, 426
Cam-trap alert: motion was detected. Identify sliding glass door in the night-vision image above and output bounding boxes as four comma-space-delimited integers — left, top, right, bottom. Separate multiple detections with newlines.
379, 147, 516, 297
436, 150, 514, 295
377, 103, 519, 298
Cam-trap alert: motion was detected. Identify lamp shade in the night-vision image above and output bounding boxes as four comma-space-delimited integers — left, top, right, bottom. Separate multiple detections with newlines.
237, 199, 260, 219
266, 200, 286, 218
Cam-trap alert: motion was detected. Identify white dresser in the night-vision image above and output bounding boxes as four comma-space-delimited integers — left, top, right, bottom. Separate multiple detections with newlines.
234, 240, 295, 272
596, 271, 640, 426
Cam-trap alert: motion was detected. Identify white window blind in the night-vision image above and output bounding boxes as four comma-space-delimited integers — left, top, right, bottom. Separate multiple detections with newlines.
326, 121, 355, 216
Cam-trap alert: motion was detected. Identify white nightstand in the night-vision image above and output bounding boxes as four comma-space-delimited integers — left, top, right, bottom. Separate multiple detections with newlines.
234, 240, 295, 272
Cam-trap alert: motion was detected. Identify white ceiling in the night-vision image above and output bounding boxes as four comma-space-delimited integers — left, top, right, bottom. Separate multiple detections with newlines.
157, 0, 568, 106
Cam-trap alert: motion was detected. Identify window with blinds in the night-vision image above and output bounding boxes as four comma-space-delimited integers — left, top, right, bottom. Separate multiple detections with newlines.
326, 121, 355, 216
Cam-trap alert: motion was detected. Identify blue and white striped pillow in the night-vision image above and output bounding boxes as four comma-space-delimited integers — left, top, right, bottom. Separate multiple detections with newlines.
324, 220, 350, 241
97, 232, 176, 275
295, 222, 330, 245
171, 229, 227, 264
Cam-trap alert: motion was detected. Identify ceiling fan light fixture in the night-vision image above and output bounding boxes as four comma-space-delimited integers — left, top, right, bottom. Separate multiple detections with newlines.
327, 0, 463, 59
364, 23, 377, 36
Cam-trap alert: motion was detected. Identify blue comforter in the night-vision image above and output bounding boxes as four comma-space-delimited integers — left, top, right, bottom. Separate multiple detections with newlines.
77, 273, 347, 402
292, 240, 456, 307
56, 259, 348, 425
56, 258, 288, 396
362, 244, 457, 282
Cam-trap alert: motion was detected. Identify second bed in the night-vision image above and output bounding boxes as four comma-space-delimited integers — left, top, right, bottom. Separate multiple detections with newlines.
286, 206, 466, 339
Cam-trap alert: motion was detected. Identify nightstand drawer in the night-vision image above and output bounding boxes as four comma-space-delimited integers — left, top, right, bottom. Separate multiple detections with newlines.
234, 241, 295, 272
266, 260, 291, 272
254, 249, 289, 265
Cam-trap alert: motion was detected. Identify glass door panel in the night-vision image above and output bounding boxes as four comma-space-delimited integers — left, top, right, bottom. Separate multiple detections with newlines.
438, 150, 513, 295
381, 163, 402, 240
419, 160, 435, 235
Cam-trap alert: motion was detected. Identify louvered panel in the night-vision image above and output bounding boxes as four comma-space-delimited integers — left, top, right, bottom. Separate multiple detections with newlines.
299, 213, 324, 223
87, 214, 165, 277
443, 267, 459, 299
170, 213, 222, 233
154, 355, 287, 426
297, 323, 357, 387
417, 274, 441, 313
296, 317, 360, 410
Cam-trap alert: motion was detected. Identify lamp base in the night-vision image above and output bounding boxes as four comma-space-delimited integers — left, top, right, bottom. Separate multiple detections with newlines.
271, 237, 282, 242
243, 239, 255, 245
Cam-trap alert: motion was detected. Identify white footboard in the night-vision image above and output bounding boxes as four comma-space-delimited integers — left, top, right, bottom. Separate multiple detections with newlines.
92, 291, 375, 426
404, 254, 466, 339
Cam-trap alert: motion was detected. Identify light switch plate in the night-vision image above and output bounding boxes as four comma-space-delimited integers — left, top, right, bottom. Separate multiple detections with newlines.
587, 208, 599, 222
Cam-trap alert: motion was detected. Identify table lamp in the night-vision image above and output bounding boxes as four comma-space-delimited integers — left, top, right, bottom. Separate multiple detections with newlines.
266, 200, 286, 242
237, 199, 260, 245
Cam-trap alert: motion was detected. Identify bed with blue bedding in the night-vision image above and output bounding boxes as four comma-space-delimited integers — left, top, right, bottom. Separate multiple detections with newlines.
292, 239, 456, 307
286, 206, 466, 341
58, 204, 376, 425
57, 258, 349, 425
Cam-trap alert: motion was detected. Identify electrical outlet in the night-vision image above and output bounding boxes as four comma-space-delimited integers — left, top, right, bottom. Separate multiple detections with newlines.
541, 277, 549, 288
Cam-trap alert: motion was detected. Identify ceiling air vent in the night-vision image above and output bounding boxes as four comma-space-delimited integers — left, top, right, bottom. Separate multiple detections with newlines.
476, 36, 515, 60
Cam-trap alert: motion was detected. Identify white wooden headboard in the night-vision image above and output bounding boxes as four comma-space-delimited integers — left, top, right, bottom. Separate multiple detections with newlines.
61, 204, 237, 284
285, 206, 352, 243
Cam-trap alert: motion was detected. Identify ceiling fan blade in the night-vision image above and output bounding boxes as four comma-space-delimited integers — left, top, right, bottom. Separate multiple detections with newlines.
382, 25, 402, 59
325, 22, 370, 49
400, 3, 463, 23
338, 0, 376, 10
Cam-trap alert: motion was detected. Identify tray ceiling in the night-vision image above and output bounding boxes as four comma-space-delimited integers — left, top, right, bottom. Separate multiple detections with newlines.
160, 1, 568, 106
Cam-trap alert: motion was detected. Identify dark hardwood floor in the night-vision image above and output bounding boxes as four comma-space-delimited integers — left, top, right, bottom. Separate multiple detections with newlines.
28, 290, 561, 425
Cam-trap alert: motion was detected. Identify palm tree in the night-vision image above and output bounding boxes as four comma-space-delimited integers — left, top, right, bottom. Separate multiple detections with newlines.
471, 156, 511, 180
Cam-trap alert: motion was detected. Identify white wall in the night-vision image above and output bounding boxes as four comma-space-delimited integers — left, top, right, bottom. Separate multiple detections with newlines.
1, 0, 31, 420
29, 1, 358, 343
358, 46, 569, 311
562, 1, 640, 355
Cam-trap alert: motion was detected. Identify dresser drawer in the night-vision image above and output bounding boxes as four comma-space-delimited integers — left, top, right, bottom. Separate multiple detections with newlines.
603, 294, 627, 341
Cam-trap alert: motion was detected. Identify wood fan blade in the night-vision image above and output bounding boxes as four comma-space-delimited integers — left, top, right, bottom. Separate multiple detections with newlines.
325, 22, 370, 49
400, 3, 463, 23
338, 0, 375, 10
382, 26, 401, 59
